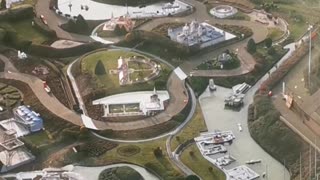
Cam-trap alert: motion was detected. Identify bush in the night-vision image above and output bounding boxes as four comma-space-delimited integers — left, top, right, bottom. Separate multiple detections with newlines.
247, 38, 256, 53
0, 4, 34, 21
1, 29, 32, 50
186, 175, 200, 180
60, 15, 90, 35
0, 0, 6, 10
267, 47, 276, 55
265, 38, 273, 48
95, 60, 106, 75
28, 42, 106, 58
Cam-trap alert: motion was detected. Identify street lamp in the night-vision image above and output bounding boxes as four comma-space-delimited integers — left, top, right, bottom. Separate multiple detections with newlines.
308, 25, 313, 89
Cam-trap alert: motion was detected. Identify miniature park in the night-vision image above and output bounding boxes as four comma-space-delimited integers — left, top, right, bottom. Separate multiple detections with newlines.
0, 0, 319, 179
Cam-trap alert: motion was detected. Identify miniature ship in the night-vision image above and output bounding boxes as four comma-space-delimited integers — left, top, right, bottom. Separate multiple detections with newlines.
209, 79, 216, 91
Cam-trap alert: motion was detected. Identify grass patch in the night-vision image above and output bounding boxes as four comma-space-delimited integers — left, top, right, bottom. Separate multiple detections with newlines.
81, 49, 171, 94
98, 166, 143, 180
267, 27, 284, 41
0, 18, 49, 44
171, 104, 207, 150
95, 138, 184, 180
23, 130, 52, 147
117, 145, 141, 157
180, 144, 225, 180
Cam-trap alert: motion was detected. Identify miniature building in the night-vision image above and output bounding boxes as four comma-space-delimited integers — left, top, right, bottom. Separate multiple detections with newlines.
117, 56, 129, 85
13, 106, 43, 132
93, 87, 169, 117
168, 20, 236, 48
218, 53, 232, 63
103, 14, 135, 33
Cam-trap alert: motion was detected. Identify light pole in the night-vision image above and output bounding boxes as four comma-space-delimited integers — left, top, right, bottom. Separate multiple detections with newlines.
308, 25, 313, 89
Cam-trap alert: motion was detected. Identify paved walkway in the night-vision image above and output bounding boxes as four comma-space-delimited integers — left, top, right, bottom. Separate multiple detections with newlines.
35, 0, 92, 42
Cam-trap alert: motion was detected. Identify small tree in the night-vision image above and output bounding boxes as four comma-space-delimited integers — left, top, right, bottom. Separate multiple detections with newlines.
175, 136, 180, 142
189, 151, 194, 156
247, 38, 256, 53
208, 166, 213, 172
267, 47, 276, 55
95, 60, 106, 75
153, 147, 163, 158
1, 0, 6, 10
74, 15, 89, 34
186, 175, 200, 180
265, 37, 272, 48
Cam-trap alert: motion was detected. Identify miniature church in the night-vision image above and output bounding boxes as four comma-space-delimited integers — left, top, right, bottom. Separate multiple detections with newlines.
168, 20, 229, 48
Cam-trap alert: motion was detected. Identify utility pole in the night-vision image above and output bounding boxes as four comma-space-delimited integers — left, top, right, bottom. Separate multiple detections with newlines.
308, 25, 313, 89
310, 144, 313, 180
301, 152, 302, 180
315, 138, 317, 179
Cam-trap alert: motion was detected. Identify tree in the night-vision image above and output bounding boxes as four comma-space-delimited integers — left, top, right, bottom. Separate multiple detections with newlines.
247, 38, 256, 53
153, 147, 163, 158
75, 15, 89, 34
1, 0, 6, 10
95, 60, 106, 75
267, 47, 276, 55
265, 38, 272, 48
208, 166, 213, 172
189, 151, 194, 156
186, 175, 200, 180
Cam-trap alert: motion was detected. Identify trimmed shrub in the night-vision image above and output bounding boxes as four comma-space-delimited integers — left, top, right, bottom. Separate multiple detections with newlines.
0, 4, 34, 21
95, 60, 106, 75
265, 37, 272, 48
98, 166, 143, 180
247, 38, 256, 53
0, 0, 6, 10
186, 175, 200, 180
28, 42, 106, 58
60, 15, 90, 35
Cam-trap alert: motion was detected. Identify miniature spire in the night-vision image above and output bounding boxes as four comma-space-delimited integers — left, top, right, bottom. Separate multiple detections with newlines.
153, 86, 157, 95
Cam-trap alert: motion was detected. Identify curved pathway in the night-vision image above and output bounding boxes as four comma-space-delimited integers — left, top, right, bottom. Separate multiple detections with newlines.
66, 47, 190, 131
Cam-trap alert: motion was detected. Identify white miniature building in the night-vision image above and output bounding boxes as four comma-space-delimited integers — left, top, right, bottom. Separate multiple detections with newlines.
210, 5, 238, 19
168, 20, 236, 48
92, 87, 169, 117
117, 56, 129, 85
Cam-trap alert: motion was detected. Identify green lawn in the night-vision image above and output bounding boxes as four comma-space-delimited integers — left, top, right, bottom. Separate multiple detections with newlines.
180, 144, 226, 180
171, 104, 207, 150
23, 130, 52, 147
272, 2, 320, 40
267, 27, 285, 41
0, 18, 49, 44
81, 49, 171, 95
99, 138, 185, 180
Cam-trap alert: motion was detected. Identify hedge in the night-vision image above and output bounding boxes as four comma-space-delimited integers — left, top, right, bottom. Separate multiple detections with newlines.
28, 42, 108, 58
0, 4, 34, 21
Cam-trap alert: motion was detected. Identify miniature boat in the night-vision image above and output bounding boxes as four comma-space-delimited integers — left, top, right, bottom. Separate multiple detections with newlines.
238, 123, 242, 132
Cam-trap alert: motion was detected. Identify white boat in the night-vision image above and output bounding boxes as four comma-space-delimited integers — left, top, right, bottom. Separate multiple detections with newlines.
209, 79, 216, 91
238, 123, 242, 132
